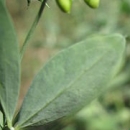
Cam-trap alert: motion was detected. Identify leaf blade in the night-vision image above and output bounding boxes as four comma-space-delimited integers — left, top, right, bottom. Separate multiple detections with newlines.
16, 34, 125, 128
0, 111, 3, 128
0, 1, 20, 126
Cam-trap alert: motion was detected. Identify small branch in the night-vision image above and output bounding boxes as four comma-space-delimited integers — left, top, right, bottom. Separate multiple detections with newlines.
20, 0, 48, 61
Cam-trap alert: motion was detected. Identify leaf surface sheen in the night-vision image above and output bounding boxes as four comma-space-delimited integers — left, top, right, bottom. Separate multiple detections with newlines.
17, 34, 125, 128
0, 0, 20, 126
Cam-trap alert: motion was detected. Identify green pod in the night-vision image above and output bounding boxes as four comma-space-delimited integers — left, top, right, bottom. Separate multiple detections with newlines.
56, 0, 72, 13
84, 0, 100, 9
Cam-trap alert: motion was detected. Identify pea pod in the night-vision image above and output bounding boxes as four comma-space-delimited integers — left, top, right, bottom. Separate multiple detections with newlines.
56, 0, 72, 13
84, 0, 100, 9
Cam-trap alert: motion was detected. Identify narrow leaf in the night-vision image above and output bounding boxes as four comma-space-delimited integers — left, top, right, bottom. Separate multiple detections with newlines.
0, 111, 3, 128
16, 34, 125, 128
0, 0, 20, 126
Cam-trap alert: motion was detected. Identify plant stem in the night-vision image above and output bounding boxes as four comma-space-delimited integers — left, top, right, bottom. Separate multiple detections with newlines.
20, 0, 48, 61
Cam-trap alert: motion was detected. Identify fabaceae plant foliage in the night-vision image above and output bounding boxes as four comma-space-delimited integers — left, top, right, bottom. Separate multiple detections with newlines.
0, 0, 126, 130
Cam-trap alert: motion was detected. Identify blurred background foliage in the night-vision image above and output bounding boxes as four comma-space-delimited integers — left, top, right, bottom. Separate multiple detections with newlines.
6, 0, 130, 129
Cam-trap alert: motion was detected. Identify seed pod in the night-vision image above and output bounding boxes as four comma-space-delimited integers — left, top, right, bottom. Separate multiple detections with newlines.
84, 0, 100, 9
56, 0, 72, 13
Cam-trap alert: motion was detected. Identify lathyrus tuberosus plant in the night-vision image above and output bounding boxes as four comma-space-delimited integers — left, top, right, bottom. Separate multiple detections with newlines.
0, 0, 126, 130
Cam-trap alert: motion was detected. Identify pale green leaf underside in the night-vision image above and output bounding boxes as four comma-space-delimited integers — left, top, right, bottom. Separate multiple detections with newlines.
0, 111, 3, 128
16, 34, 125, 128
0, 0, 20, 125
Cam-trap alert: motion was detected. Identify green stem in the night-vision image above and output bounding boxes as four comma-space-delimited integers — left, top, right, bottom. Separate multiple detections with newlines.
20, 0, 48, 61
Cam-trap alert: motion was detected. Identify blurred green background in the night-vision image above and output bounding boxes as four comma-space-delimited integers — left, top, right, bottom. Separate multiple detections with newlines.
7, 0, 130, 129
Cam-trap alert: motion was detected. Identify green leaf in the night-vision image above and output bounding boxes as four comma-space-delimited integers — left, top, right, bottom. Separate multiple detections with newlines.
0, 0, 20, 127
16, 34, 125, 128
0, 111, 3, 128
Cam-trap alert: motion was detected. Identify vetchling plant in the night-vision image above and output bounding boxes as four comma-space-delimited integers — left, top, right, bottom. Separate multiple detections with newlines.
0, 0, 126, 130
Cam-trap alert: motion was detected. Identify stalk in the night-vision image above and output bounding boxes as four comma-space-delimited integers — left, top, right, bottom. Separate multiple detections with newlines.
20, 0, 48, 61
